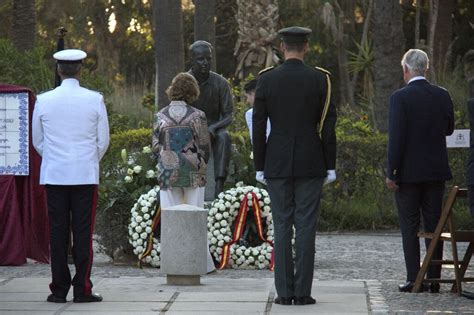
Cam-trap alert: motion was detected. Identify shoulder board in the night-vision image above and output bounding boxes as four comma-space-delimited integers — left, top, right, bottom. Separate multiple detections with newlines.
258, 66, 274, 75
315, 66, 331, 76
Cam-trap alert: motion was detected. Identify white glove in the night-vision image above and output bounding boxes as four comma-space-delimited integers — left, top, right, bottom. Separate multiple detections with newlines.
256, 171, 267, 185
324, 170, 336, 185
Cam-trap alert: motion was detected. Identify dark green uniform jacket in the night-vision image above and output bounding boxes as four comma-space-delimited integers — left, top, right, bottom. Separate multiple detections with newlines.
252, 59, 337, 178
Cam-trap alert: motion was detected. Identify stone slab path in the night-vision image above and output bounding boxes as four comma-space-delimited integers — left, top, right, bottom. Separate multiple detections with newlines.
1, 233, 474, 314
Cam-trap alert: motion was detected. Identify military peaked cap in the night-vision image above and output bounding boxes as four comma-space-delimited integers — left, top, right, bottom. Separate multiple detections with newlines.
278, 26, 312, 43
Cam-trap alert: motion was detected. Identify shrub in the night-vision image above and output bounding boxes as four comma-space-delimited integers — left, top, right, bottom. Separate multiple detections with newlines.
97, 128, 154, 257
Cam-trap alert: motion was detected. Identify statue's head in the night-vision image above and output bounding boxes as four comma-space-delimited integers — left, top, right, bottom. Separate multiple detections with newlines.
190, 40, 213, 77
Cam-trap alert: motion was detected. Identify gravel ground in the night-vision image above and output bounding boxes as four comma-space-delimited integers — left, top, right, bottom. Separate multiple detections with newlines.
1, 232, 474, 313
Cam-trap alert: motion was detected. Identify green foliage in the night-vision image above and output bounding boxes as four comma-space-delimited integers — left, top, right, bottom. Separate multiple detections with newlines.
228, 76, 257, 187
97, 129, 156, 257
102, 128, 152, 172
0, 39, 111, 95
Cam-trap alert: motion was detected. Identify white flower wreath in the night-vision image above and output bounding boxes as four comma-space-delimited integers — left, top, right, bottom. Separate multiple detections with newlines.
128, 186, 161, 267
208, 182, 275, 270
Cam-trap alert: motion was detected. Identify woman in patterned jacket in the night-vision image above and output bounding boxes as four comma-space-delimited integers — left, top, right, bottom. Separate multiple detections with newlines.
152, 72, 215, 272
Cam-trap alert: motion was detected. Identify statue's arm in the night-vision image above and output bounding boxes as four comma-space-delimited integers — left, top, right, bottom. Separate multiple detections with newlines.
208, 81, 233, 133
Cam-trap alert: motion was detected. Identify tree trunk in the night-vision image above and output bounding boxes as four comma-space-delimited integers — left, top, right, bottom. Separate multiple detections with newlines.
433, 0, 454, 74
414, 0, 421, 48
153, 0, 185, 110
11, 0, 36, 51
427, 0, 439, 81
372, 1, 405, 133
333, 0, 355, 107
194, 0, 216, 70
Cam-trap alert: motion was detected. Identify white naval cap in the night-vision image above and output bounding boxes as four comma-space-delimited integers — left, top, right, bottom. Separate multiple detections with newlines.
53, 49, 87, 62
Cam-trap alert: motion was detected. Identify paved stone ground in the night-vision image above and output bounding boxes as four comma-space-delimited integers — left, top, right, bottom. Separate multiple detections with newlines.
1, 233, 474, 314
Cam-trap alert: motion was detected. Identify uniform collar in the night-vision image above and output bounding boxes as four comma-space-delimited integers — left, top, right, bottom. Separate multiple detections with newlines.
60, 78, 80, 87
284, 58, 304, 65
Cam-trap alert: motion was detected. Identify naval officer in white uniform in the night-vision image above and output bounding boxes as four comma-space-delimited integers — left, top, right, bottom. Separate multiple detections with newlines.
32, 49, 109, 303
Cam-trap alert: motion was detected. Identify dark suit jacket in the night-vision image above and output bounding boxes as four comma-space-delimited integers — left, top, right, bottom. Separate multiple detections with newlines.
252, 59, 337, 178
387, 79, 454, 183
466, 99, 474, 185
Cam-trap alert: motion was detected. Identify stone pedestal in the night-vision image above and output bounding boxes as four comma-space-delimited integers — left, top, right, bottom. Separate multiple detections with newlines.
160, 204, 208, 285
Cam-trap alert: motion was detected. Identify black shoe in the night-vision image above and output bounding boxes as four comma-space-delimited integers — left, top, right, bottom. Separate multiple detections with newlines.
73, 292, 103, 303
294, 296, 316, 305
398, 282, 428, 292
462, 291, 474, 300
274, 296, 293, 305
46, 294, 67, 303
429, 283, 440, 293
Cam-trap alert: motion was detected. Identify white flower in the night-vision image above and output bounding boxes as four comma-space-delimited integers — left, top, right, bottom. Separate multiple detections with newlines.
264, 198, 271, 204
140, 232, 148, 239
211, 238, 217, 244
144, 213, 150, 220
252, 249, 259, 256
140, 222, 147, 228
145, 227, 152, 233
220, 220, 228, 227
136, 216, 143, 223
133, 165, 142, 174
236, 248, 243, 255
146, 170, 156, 178
217, 234, 224, 241
131, 221, 137, 228
135, 226, 143, 233
149, 190, 157, 197
132, 233, 139, 240
127, 168, 134, 175
137, 239, 143, 245
142, 206, 149, 213
248, 256, 255, 263
124, 176, 133, 183
258, 255, 265, 262
215, 213, 223, 220
217, 240, 224, 247
220, 228, 227, 234
142, 146, 152, 154
223, 212, 229, 219
244, 249, 250, 256
262, 190, 268, 197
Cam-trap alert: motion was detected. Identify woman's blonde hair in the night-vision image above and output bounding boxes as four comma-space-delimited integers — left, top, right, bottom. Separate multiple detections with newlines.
166, 72, 200, 104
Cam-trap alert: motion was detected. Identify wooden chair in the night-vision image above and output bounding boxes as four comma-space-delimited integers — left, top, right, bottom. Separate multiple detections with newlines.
413, 186, 474, 294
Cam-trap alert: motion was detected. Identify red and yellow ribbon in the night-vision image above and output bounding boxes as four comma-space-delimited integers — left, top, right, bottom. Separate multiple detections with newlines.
218, 192, 274, 271
137, 205, 161, 268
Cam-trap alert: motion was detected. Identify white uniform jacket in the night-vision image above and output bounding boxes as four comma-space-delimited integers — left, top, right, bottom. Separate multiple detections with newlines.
32, 79, 110, 185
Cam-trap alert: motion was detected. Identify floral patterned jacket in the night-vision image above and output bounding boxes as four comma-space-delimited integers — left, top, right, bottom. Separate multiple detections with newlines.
152, 101, 210, 189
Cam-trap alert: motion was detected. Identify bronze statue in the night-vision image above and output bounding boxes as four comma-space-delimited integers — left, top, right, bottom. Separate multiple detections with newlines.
188, 40, 233, 197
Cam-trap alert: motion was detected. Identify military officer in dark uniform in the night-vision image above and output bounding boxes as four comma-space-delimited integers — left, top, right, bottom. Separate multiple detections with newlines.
253, 26, 337, 306
188, 41, 233, 197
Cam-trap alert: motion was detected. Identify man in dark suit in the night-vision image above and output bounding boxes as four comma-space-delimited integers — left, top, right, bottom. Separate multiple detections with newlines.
386, 48, 454, 293
253, 26, 337, 305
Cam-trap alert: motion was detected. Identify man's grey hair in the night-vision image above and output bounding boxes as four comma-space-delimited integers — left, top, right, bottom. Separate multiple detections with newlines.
401, 49, 429, 75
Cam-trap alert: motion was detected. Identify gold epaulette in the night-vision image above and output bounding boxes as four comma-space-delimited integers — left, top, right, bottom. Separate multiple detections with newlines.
258, 66, 274, 75
315, 66, 331, 76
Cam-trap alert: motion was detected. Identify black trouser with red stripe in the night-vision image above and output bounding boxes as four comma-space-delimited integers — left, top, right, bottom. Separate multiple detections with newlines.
46, 184, 97, 298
